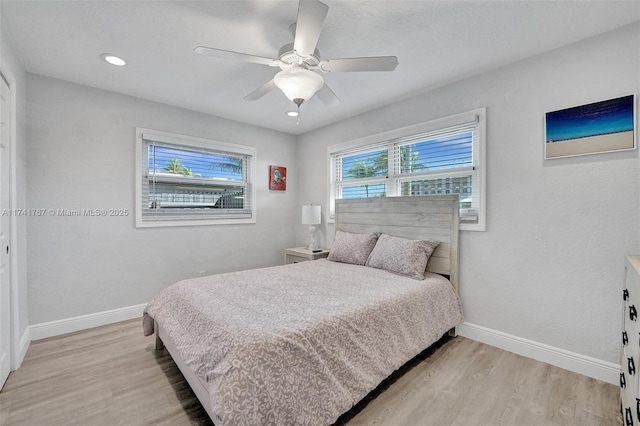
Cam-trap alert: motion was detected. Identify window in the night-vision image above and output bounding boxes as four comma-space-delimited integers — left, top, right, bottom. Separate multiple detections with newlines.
136, 128, 256, 227
329, 108, 486, 231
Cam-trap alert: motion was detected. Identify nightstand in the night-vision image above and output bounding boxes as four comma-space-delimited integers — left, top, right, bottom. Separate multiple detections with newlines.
284, 247, 330, 264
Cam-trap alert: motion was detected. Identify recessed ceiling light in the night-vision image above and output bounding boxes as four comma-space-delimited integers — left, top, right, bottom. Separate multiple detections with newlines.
101, 53, 126, 67
286, 110, 299, 117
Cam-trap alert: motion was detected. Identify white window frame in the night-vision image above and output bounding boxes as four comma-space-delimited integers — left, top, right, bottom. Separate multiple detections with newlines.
135, 128, 257, 228
328, 108, 486, 231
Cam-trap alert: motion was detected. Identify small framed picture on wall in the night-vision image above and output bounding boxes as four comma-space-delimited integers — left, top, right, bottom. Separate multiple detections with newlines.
269, 165, 287, 191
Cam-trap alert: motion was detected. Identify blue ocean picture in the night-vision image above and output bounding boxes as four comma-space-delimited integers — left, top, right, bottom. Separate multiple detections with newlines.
545, 95, 635, 158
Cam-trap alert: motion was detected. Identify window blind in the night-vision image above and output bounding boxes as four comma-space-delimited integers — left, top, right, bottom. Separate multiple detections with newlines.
330, 113, 484, 227
136, 129, 256, 227
393, 120, 480, 222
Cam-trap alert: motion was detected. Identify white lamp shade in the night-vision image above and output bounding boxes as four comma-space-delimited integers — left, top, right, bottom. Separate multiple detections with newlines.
301, 205, 321, 225
274, 68, 324, 102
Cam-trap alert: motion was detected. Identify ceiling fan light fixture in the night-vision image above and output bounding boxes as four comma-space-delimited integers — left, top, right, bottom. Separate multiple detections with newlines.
273, 68, 324, 102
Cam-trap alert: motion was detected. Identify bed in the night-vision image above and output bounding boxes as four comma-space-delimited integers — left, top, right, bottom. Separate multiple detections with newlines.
143, 195, 463, 425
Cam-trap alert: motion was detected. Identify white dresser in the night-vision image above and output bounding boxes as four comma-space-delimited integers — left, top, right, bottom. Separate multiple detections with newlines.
622, 255, 640, 425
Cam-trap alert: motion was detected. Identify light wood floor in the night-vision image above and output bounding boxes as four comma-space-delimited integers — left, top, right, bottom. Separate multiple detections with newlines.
0, 319, 621, 426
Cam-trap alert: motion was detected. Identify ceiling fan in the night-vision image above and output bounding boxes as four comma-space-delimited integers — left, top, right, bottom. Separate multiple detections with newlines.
194, 0, 399, 115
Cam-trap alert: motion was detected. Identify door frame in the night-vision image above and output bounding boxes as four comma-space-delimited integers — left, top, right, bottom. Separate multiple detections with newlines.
0, 66, 23, 372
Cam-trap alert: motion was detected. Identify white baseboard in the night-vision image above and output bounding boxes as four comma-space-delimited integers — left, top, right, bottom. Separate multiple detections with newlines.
30, 303, 147, 341
12, 326, 30, 370
457, 322, 620, 385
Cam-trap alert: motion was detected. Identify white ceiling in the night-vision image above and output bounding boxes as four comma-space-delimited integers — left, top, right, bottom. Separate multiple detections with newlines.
1, 0, 639, 135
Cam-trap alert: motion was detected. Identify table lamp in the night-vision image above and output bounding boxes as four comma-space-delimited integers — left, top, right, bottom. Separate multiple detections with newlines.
301, 204, 321, 251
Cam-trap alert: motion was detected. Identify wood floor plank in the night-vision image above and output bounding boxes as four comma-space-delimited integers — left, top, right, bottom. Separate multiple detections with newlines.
0, 319, 622, 426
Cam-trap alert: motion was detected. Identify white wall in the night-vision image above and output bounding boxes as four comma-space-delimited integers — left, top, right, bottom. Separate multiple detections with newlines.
1, 25, 29, 367
297, 23, 640, 365
25, 75, 298, 325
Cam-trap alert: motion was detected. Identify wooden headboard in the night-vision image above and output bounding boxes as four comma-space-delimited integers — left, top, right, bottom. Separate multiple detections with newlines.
334, 195, 460, 294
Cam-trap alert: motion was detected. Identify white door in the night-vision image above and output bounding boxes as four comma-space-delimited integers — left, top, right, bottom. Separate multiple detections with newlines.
0, 73, 11, 389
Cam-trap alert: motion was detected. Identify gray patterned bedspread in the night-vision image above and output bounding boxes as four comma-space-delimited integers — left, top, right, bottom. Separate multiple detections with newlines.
143, 259, 463, 426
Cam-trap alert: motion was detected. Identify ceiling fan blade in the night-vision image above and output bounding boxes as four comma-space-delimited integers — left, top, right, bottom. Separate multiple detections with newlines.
293, 0, 329, 58
319, 56, 399, 73
195, 46, 280, 67
315, 83, 340, 107
243, 79, 277, 101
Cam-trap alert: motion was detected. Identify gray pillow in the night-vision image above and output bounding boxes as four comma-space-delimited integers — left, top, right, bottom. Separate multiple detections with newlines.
327, 230, 379, 265
366, 234, 440, 280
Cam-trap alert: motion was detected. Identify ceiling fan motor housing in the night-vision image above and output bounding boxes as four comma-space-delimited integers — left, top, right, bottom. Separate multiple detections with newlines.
278, 43, 321, 68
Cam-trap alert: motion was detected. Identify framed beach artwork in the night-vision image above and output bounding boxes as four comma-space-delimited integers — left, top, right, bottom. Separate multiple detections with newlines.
545, 94, 636, 159
269, 165, 286, 191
